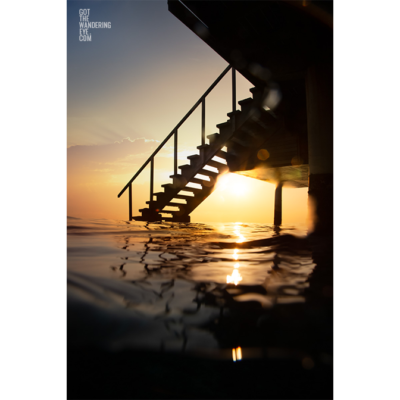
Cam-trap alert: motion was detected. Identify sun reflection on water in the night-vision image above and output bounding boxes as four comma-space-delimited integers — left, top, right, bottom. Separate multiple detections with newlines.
232, 347, 242, 362
227, 249, 243, 285
233, 223, 246, 243
227, 269, 242, 285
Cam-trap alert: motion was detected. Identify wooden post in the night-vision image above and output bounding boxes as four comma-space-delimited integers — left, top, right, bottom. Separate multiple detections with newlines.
274, 182, 282, 226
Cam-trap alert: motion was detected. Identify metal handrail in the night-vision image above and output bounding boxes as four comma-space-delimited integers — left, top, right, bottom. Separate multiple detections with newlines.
117, 65, 232, 198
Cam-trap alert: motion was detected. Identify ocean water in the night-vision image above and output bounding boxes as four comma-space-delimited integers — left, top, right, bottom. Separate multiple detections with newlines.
66, 217, 330, 357
67, 217, 333, 398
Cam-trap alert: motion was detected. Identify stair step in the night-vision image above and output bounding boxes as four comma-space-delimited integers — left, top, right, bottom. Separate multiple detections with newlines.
207, 133, 220, 144
173, 194, 194, 200
145, 200, 161, 206
161, 183, 175, 191
238, 97, 253, 106
162, 216, 191, 222
178, 164, 192, 171
197, 144, 210, 150
180, 186, 202, 193
199, 168, 219, 178
187, 154, 201, 166
250, 87, 263, 95
227, 110, 241, 119
160, 210, 177, 215
230, 136, 252, 147
169, 174, 188, 185
160, 210, 186, 216
167, 202, 186, 207
216, 121, 231, 129
189, 177, 208, 185
206, 159, 227, 169
139, 208, 162, 216
214, 149, 227, 159
250, 86, 265, 101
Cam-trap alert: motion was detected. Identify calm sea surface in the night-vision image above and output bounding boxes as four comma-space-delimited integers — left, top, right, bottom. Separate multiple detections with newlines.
67, 217, 322, 354
67, 217, 333, 398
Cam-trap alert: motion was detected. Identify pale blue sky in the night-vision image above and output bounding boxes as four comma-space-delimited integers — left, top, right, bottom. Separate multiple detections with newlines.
67, 0, 252, 147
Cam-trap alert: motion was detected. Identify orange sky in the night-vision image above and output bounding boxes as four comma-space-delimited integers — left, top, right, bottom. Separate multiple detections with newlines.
67, 1, 309, 224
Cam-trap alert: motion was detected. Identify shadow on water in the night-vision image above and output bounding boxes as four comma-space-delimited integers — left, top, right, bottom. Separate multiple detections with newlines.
67, 219, 332, 399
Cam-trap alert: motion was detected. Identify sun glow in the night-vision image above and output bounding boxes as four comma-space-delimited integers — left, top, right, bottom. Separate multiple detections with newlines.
216, 173, 251, 197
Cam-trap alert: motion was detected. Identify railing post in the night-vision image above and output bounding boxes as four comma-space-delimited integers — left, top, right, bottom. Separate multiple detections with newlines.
201, 98, 205, 146
129, 183, 132, 221
174, 129, 178, 175
150, 158, 154, 205
232, 67, 236, 131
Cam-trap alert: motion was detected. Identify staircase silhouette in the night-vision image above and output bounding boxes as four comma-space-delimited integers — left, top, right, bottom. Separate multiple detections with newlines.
138, 87, 272, 222
118, 66, 275, 222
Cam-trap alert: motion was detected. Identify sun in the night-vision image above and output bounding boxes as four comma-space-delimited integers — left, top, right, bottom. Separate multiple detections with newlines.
216, 173, 250, 196
232, 181, 248, 196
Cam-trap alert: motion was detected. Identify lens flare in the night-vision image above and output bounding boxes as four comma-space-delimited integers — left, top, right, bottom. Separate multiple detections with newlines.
232, 347, 243, 362
257, 148, 270, 161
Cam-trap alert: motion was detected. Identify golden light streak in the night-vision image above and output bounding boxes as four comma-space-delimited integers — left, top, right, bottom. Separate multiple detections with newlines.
237, 347, 242, 360
232, 347, 242, 362
233, 223, 246, 243
227, 268, 242, 285
233, 248, 239, 260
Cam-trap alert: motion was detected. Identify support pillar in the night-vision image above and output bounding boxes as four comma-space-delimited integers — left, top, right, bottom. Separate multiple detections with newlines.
274, 182, 282, 226
306, 61, 333, 235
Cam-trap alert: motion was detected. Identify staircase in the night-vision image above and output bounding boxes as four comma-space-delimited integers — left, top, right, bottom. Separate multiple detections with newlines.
118, 66, 273, 222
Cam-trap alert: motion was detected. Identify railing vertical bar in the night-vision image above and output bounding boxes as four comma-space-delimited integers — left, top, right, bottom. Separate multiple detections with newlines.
174, 130, 178, 175
232, 67, 236, 130
201, 98, 205, 146
150, 158, 154, 205
129, 183, 132, 221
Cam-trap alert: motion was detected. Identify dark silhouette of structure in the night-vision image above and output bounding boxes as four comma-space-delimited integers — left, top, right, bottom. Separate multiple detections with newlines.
118, 0, 333, 233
